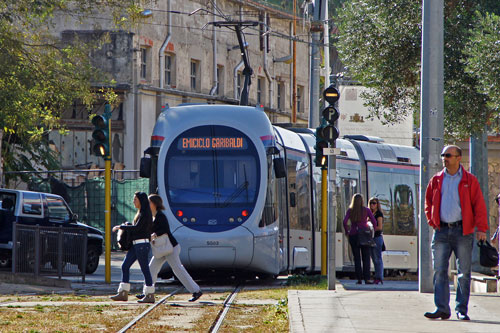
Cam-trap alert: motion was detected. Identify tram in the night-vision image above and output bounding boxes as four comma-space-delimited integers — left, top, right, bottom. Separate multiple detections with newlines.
140, 104, 419, 278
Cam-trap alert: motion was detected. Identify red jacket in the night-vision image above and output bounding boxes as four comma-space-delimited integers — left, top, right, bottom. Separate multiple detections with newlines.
425, 165, 488, 235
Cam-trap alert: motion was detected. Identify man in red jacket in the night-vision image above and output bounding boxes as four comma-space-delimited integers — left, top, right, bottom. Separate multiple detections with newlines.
424, 145, 488, 321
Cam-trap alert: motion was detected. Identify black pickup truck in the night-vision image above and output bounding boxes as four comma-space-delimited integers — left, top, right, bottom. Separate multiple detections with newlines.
0, 189, 103, 274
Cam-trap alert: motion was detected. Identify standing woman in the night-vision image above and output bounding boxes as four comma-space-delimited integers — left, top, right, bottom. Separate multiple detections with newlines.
368, 197, 385, 285
110, 191, 155, 303
144, 194, 203, 302
343, 193, 378, 284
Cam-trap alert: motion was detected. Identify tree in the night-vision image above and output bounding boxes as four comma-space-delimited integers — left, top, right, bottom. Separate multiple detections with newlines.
0, 0, 143, 184
334, 0, 500, 138
464, 11, 500, 133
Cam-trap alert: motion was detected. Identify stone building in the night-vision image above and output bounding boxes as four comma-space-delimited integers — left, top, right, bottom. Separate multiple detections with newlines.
48, 0, 313, 171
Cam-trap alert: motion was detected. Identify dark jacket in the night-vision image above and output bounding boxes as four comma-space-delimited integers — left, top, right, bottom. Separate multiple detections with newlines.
153, 210, 178, 247
120, 192, 153, 241
425, 165, 488, 235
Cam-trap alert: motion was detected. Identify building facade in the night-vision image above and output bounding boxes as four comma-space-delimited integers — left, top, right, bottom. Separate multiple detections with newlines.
49, 0, 312, 170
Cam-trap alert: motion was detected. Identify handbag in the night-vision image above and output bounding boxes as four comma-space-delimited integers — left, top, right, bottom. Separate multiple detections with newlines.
151, 234, 174, 258
117, 222, 133, 251
358, 229, 376, 247
477, 240, 499, 267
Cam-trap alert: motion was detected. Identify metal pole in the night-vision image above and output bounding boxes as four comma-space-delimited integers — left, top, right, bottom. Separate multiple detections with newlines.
292, 0, 297, 123
470, 129, 489, 273
309, 30, 320, 128
105, 105, 112, 283
419, 0, 444, 293
321, 167, 328, 275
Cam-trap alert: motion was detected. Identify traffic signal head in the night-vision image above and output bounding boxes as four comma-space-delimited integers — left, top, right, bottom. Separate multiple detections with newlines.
92, 114, 110, 157
315, 125, 329, 167
323, 85, 339, 104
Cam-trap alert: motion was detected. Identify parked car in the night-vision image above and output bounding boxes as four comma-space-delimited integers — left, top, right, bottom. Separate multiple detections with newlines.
0, 189, 103, 274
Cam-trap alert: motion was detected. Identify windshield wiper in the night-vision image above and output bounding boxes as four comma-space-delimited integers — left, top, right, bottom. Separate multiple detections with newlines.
221, 180, 249, 207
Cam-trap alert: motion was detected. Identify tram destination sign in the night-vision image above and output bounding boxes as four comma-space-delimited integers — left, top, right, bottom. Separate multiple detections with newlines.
179, 137, 248, 150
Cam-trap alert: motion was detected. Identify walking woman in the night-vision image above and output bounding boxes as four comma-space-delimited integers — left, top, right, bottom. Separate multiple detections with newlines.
110, 191, 155, 303
343, 193, 378, 284
141, 194, 203, 302
368, 197, 385, 285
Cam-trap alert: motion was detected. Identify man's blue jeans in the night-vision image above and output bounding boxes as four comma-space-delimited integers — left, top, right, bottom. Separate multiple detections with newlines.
431, 225, 473, 315
121, 242, 153, 286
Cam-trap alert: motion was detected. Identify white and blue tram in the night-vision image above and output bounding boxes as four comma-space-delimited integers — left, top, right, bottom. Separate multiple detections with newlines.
140, 104, 419, 278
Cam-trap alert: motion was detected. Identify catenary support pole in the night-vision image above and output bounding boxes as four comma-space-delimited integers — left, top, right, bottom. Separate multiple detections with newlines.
104, 105, 112, 283
419, 0, 444, 293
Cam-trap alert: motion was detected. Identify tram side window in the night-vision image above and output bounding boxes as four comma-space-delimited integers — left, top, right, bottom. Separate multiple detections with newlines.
287, 159, 299, 229
393, 184, 416, 236
368, 172, 394, 234
260, 155, 277, 227
296, 161, 311, 231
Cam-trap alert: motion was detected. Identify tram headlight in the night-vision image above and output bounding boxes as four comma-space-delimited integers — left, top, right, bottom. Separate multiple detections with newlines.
176, 210, 184, 217
228, 217, 235, 223
237, 217, 243, 222
241, 210, 249, 217
182, 217, 188, 222
190, 217, 196, 223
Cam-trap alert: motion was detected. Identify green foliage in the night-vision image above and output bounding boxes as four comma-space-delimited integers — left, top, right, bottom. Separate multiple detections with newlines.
334, 0, 500, 138
286, 274, 327, 288
0, 0, 142, 177
464, 12, 500, 133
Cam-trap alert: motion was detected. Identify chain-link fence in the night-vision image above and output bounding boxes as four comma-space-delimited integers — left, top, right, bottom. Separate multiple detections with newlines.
5, 170, 149, 249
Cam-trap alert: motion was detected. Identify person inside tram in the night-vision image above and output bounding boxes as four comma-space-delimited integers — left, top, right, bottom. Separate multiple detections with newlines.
343, 193, 378, 284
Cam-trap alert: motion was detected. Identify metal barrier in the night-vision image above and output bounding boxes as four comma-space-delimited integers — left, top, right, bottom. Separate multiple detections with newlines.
5, 169, 149, 249
12, 223, 87, 282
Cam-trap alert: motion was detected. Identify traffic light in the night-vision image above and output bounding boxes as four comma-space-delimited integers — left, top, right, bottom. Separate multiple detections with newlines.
315, 85, 340, 168
315, 124, 329, 167
92, 112, 110, 158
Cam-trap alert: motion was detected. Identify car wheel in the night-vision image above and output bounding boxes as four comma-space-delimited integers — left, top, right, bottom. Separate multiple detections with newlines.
83, 245, 100, 274
0, 258, 11, 268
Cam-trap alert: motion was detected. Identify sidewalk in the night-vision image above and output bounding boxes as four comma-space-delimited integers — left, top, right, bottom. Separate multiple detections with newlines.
288, 280, 500, 333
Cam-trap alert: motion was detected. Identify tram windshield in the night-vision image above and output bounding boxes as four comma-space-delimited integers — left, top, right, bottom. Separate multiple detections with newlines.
165, 125, 260, 207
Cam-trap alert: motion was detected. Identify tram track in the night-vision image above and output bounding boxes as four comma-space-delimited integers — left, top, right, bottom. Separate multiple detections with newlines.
117, 287, 183, 333
208, 284, 242, 333
117, 284, 243, 332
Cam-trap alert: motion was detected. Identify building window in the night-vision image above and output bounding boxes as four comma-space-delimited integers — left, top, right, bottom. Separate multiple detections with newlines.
297, 85, 304, 113
140, 48, 148, 80
257, 77, 266, 105
190, 60, 200, 92
165, 53, 175, 87
237, 72, 243, 99
277, 81, 284, 110
216, 65, 224, 95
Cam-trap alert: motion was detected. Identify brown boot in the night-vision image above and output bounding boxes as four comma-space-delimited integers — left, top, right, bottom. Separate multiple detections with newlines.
138, 293, 155, 303
137, 285, 155, 303
110, 282, 130, 301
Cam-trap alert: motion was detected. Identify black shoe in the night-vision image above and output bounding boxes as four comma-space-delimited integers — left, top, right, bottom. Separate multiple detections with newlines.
424, 310, 450, 320
189, 291, 203, 302
456, 312, 470, 321
135, 294, 145, 300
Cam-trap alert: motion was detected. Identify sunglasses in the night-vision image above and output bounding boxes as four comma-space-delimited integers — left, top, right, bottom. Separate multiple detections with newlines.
440, 153, 458, 158
370, 202, 377, 205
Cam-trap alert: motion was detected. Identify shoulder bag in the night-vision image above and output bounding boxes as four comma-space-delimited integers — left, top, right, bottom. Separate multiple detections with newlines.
478, 240, 498, 268
358, 228, 376, 247
151, 234, 174, 258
